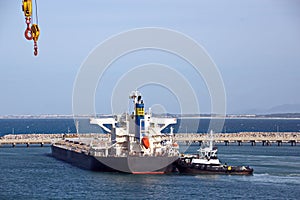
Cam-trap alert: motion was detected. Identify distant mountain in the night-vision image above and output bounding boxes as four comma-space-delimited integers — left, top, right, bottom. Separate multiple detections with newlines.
236, 104, 300, 115
265, 104, 300, 114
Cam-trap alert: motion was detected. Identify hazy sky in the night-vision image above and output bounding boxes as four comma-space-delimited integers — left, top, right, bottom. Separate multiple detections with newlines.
0, 0, 300, 115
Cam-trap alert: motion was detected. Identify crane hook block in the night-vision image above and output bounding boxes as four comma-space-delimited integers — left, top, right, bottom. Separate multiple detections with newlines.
31, 24, 40, 42
22, 0, 32, 17
31, 24, 40, 56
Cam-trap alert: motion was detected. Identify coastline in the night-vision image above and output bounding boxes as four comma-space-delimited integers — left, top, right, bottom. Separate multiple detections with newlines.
1, 114, 300, 120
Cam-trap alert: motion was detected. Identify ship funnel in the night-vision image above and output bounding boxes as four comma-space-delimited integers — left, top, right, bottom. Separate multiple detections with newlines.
129, 90, 145, 141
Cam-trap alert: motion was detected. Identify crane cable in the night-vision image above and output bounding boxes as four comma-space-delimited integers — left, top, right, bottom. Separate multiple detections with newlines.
22, 0, 40, 56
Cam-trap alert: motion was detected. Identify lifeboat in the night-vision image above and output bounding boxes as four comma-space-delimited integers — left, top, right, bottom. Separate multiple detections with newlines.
142, 136, 150, 149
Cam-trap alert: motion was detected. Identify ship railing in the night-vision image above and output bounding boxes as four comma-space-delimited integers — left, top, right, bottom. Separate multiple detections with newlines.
91, 142, 116, 150
90, 143, 116, 157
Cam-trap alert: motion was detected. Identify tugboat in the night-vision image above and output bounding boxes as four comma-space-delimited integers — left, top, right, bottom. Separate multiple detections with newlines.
176, 131, 253, 175
52, 91, 179, 174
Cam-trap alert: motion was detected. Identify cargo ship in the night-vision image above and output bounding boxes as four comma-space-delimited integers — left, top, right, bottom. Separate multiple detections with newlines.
51, 91, 179, 174
176, 131, 253, 175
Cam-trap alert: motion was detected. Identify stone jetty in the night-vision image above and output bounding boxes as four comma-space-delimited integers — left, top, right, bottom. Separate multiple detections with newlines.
175, 132, 299, 146
0, 132, 299, 147
0, 133, 108, 147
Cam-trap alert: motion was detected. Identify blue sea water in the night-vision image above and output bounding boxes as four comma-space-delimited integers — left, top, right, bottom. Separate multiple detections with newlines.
0, 119, 300, 199
0, 145, 299, 199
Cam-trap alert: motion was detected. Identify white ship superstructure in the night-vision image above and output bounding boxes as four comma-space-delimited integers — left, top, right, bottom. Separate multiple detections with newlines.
89, 90, 179, 158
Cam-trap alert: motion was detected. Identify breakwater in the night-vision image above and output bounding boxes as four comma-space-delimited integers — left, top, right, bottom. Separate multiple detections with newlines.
175, 132, 299, 146
0, 133, 108, 147
0, 132, 299, 147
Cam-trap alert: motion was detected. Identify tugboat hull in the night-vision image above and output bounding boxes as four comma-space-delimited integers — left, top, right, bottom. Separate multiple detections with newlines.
176, 159, 253, 175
